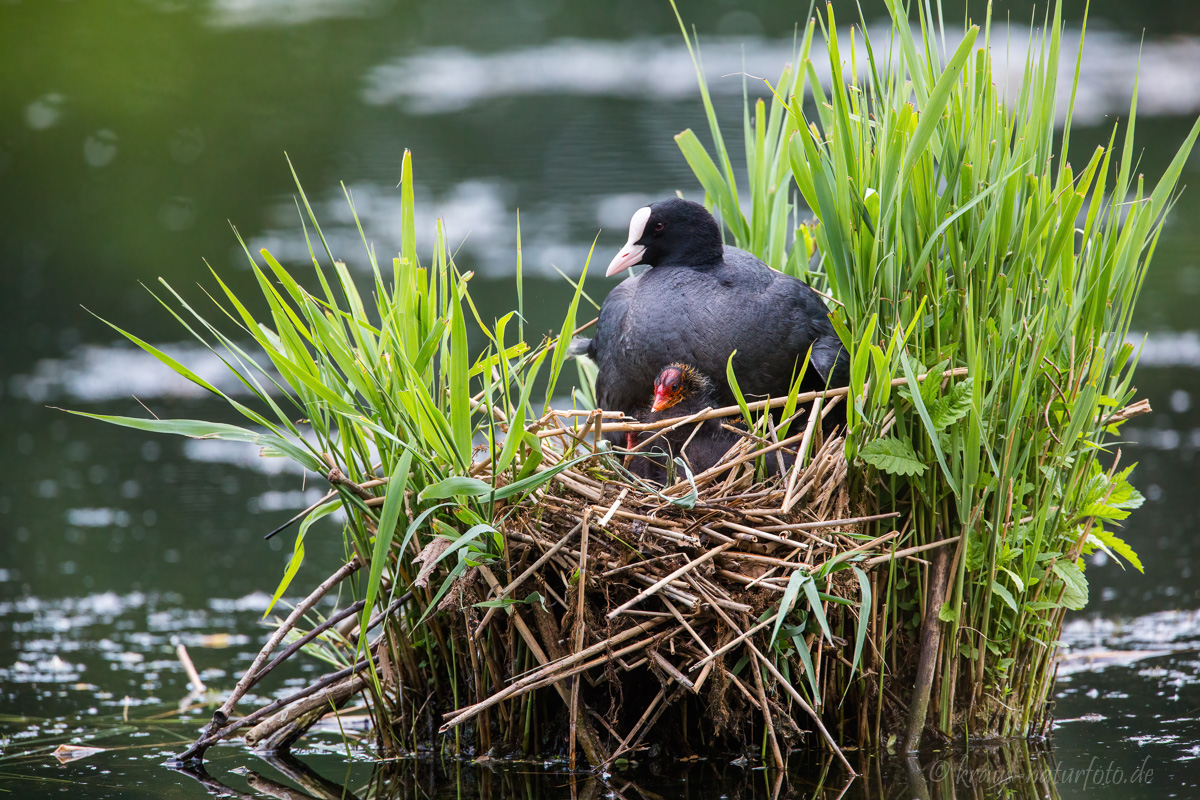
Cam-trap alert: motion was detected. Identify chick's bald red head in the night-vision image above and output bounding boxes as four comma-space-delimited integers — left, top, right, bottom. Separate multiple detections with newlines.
652, 365, 688, 412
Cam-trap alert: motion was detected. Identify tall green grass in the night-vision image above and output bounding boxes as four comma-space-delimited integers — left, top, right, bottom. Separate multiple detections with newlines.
74, 152, 597, 755
677, 0, 1198, 737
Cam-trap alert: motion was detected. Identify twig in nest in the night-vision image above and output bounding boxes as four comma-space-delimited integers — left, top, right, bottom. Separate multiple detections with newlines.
607, 541, 738, 620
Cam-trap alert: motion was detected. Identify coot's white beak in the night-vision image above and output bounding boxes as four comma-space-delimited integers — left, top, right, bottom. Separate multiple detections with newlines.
606, 206, 651, 277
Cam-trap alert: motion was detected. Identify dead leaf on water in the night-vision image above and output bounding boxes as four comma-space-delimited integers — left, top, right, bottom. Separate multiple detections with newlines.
52, 744, 106, 763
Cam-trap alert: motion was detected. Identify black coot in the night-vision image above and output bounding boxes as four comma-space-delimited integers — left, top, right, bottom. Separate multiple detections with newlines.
578, 198, 848, 434
628, 363, 739, 484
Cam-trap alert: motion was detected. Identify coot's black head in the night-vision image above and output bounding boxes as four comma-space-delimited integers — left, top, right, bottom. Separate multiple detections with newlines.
651, 363, 715, 413
606, 198, 724, 277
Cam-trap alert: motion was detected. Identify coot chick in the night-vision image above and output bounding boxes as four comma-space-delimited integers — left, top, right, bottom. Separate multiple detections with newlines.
577, 198, 848, 438
628, 363, 740, 484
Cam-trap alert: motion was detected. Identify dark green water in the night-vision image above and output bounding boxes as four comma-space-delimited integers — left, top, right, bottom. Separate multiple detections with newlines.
3, 1, 1200, 797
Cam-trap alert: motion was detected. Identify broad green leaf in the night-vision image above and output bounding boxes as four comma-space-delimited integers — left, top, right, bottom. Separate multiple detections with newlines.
772, 567, 807, 646
1000, 567, 1026, 593
419, 476, 492, 501
791, 632, 821, 702
64, 412, 323, 473
930, 378, 974, 430
449, 273, 472, 468
991, 580, 1018, 613
858, 436, 927, 477
495, 349, 549, 476
900, 27, 979, 182
676, 129, 743, 235
900, 353, 956, 496
725, 350, 753, 427
1052, 560, 1089, 610
490, 451, 598, 501
474, 591, 546, 611
848, 566, 872, 682
802, 576, 833, 645
545, 241, 592, 408
435, 523, 500, 569
514, 431, 545, 483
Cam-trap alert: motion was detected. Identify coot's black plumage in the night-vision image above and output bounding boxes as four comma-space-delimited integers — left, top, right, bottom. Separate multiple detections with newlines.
629, 364, 739, 484
580, 198, 848, 430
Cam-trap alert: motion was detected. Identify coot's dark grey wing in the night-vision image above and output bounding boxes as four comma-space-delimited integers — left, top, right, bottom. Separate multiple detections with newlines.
760, 266, 849, 432
591, 274, 647, 415
691, 247, 845, 401
768, 273, 845, 385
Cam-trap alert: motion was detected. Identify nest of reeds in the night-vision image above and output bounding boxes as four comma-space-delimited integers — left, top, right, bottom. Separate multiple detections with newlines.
424, 391, 925, 772
177, 381, 959, 773
169, 361, 1156, 771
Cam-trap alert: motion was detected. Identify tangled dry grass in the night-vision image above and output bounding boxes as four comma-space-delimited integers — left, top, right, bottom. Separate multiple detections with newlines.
175, 371, 996, 773
426, 383, 960, 772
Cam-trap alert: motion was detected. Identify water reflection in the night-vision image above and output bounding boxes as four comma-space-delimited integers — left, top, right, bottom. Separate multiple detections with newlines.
8, 343, 260, 403
25, 93, 65, 131
365, 29, 1200, 124
1133, 331, 1200, 367
250, 179, 532, 277
92, 741, 1127, 800
206, 0, 385, 29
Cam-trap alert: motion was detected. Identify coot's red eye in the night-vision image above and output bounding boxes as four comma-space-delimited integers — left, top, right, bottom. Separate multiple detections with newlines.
655, 221, 665, 231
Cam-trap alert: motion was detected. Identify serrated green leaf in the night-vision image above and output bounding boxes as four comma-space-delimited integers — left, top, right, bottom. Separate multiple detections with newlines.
1052, 560, 1089, 610
1107, 464, 1145, 510
1090, 527, 1144, 573
858, 436, 927, 476
1081, 501, 1130, 521
930, 377, 974, 430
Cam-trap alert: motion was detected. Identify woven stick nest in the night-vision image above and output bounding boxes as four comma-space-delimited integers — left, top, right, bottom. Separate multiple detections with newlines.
180, 376, 975, 771
423, 378, 963, 772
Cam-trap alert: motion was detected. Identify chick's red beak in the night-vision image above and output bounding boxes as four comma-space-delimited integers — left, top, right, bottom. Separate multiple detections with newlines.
651, 384, 675, 413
